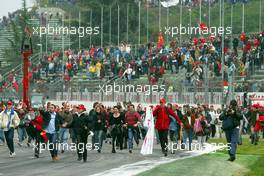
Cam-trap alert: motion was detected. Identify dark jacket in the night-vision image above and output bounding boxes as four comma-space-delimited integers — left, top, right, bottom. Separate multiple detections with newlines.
248, 111, 258, 126
40, 110, 63, 132
92, 112, 106, 131
59, 111, 73, 124
182, 113, 196, 129
67, 112, 93, 134
219, 108, 242, 130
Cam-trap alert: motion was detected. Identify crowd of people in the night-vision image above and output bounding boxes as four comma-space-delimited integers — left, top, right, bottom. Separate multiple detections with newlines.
37, 32, 264, 88
0, 98, 263, 162
1, 31, 264, 94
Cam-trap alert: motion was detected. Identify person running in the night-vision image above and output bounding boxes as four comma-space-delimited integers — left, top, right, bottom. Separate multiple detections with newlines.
58, 103, 73, 153
153, 98, 183, 156
63, 104, 93, 162
109, 106, 125, 153
0, 101, 20, 157
182, 107, 195, 150
92, 105, 106, 153
124, 104, 141, 153
40, 104, 63, 161
220, 100, 242, 162
194, 113, 208, 150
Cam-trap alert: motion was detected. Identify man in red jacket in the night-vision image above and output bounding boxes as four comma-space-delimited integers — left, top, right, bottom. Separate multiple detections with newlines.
153, 98, 183, 156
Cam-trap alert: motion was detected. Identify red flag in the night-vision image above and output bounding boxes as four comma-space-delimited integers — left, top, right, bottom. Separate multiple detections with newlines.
199, 23, 208, 31
240, 33, 246, 41
157, 31, 164, 49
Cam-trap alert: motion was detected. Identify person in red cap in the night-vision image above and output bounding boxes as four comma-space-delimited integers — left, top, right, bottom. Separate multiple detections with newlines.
249, 104, 263, 145
63, 104, 93, 162
153, 98, 183, 156
0, 101, 20, 157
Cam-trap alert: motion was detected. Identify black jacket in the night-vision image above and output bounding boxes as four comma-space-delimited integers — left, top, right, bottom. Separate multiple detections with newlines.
67, 112, 92, 133
92, 112, 106, 131
219, 108, 242, 130
40, 110, 63, 132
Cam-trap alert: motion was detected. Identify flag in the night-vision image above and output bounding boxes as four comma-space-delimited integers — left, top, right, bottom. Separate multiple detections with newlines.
140, 107, 155, 155
157, 31, 164, 49
160, 0, 179, 8
199, 23, 208, 31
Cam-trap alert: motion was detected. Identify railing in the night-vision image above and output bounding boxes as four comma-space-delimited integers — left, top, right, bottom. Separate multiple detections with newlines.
0, 53, 40, 99
53, 91, 264, 106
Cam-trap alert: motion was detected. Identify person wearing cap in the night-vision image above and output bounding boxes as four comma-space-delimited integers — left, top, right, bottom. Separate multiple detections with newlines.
63, 104, 93, 162
153, 98, 183, 156
40, 104, 63, 161
0, 101, 20, 157
220, 99, 242, 162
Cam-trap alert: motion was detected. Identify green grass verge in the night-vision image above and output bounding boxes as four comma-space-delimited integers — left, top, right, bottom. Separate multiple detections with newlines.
138, 137, 264, 176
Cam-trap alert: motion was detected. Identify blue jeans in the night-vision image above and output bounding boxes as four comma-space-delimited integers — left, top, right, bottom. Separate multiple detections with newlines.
183, 128, 193, 150
4, 128, 15, 153
0, 129, 5, 144
225, 128, 239, 158
89, 72, 95, 79
17, 127, 28, 143
128, 128, 138, 150
94, 130, 104, 150
46, 133, 58, 157
59, 128, 69, 146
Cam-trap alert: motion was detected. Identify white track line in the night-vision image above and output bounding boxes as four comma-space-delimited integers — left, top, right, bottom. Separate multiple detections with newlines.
91, 144, 223, 176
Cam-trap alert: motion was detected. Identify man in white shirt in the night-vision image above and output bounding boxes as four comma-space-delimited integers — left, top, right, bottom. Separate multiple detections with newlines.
209, 105, 218, 138
0, 101, 20, 157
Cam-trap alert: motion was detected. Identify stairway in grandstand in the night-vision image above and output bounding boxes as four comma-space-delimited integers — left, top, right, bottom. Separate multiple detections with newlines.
0, 53, 41, 100
28, 17, 71, 51
0, 27, 14, 72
